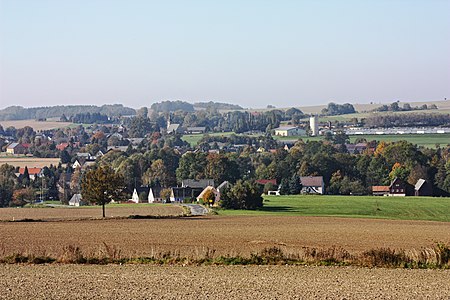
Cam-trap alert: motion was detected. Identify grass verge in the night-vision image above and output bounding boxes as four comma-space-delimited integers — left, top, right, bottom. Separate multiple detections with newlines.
1, 243, 449, 269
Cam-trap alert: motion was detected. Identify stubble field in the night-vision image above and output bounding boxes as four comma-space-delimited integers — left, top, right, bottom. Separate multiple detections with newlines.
0, 157, 61, 169
0, 119, 73, 131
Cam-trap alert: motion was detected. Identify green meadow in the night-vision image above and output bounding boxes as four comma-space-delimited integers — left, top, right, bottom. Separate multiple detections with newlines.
217, 195, 450, 222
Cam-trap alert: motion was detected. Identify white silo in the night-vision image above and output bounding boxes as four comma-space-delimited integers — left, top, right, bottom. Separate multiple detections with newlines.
310, 116, 319, 136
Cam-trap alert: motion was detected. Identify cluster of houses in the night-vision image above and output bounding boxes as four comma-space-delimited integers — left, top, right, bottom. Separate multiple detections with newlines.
372, 177, 434, 197
68, 175, 440, 207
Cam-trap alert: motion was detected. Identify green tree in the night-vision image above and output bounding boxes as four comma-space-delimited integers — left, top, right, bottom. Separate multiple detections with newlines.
279, 178, 290, 195
220, 180, 263, 210
81, 166, 126, 218
288, 174, 302, 195
60, 149, 71, 164
0, 164, 17, 207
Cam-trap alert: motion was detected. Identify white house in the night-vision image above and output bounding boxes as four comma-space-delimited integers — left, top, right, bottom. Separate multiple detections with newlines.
300, 176, 324, 194
131, 188, 140, 203
69, 194, 84, 206
148, 186, 163, 203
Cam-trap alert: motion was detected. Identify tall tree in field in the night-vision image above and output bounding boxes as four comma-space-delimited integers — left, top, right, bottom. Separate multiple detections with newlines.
81, 166, 126, 218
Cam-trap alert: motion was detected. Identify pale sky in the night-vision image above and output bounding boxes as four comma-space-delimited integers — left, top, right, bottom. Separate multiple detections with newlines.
0, 0, 449, 109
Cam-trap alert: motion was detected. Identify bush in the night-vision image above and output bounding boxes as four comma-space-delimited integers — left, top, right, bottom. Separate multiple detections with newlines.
220, 180, 263, 210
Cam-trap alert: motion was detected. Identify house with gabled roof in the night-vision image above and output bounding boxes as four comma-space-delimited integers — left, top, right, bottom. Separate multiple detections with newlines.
196, 186, 219, 206
274, 126, 306, 137
6, 143, 26, 155
18, 167, 43, 180
388, 178, 414, 196
372, 186, 390, 196
148, 185, 163, 203
300, 176, 324, 194
414, 179, 433, 196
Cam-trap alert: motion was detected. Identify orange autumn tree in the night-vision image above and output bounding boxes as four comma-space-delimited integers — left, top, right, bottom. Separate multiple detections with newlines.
389, 163, 409, 182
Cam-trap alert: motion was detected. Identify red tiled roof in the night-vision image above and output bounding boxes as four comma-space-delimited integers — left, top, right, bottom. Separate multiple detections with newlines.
19, 167, 42, 175
372, 186, 389, 192
256, 179, 277, 185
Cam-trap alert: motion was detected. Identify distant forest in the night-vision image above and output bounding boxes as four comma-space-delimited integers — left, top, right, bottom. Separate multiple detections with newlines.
0, 105, 136, 121
151, 100, 243, 113
365, 113, 450, 128
194, 101, 243, 110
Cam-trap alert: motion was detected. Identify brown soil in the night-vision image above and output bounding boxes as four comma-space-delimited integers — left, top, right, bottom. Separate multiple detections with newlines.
0, 205, 184, 221
1, 215, 449, 257
1, 264, 449, 299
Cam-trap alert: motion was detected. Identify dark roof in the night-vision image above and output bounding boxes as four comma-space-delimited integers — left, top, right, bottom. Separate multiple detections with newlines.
300, 176, 323, 187
182, 179, 215, 189
172, 187, 203, 198
415, 179, 427, 190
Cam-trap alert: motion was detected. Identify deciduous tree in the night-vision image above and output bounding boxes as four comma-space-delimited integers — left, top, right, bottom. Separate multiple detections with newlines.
81, 166, 126, 218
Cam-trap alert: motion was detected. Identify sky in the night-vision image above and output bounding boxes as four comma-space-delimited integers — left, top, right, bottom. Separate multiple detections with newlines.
0, 0, 449, 109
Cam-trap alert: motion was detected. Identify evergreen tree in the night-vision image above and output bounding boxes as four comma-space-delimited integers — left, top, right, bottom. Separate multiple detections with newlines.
279, 178, 290, 195
288, 174, 302, 195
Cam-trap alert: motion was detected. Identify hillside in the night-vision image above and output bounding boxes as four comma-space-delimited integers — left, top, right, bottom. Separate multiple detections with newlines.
0, 104, 136, 121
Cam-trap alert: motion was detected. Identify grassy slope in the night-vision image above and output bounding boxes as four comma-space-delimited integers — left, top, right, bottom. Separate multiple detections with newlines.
218, 195, 450, 222
273, 133, 450, 148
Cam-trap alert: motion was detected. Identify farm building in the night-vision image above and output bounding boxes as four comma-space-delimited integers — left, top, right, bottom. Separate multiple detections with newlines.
6, 143, 26, 155
388, 178, 414, 196
274, 126, 306, 136
300, 176, 324, 194
372, 186, 390, 196
185, 127, 206, 134
414, 179, 433, 196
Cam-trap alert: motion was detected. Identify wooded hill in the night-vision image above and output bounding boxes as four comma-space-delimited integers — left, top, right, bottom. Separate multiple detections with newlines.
0, 105, 136, 121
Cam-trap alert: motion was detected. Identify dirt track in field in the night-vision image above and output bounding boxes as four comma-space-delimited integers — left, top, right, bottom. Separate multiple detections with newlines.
1, 215, 449, 257
1, 264, 449, 299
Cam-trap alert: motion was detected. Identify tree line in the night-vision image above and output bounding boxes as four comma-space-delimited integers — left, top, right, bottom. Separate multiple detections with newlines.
0, 105, 135, 121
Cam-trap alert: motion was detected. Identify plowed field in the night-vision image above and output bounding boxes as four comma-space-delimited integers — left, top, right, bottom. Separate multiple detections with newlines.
1, 215, 449, 257
1, 265, 449, 299
0, 205, 183, 221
